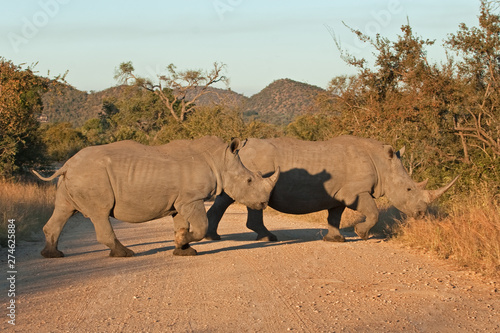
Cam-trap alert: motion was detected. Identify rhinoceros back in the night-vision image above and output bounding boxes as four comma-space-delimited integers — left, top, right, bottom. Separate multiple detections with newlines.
61, 140, 217, 222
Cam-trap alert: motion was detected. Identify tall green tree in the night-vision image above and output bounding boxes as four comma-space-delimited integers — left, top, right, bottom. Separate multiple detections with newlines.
0, 59, 48, 178
41, 122, 86, 161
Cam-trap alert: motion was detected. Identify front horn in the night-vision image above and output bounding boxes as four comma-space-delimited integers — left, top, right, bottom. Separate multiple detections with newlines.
425, 175, 460, 203
266, 167, 280, 187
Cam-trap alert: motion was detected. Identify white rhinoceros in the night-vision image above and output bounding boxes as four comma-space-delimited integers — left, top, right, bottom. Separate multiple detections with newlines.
206, 135, 458, 242
34, 136, 279, 257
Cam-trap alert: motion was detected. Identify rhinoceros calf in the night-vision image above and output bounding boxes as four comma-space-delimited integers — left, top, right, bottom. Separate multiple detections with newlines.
34, 136, 279, 258
206, 135, 458, 242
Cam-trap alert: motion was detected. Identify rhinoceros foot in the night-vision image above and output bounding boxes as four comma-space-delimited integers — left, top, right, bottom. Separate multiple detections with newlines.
109, 247, 135, 257
173, 245, 198, 256
256, 233, 278, 242
323, 234, 346, 242
41, 247, 64, 258
204, 232, 221, 241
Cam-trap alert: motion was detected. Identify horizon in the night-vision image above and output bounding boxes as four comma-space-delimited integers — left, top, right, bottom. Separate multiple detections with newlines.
2, 1, 481, 96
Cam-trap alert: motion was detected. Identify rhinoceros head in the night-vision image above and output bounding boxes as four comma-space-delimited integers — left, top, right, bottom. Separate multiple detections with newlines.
381, 145, 459, 218
221, 138, 280, 210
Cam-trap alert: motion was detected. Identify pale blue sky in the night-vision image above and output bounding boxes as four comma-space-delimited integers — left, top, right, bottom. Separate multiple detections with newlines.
1, 0, 480, 96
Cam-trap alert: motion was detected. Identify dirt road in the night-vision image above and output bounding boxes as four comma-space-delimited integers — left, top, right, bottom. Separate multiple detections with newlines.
2, 204, 499, 332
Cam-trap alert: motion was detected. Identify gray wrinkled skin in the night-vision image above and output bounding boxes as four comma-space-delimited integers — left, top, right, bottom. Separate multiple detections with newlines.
34, 136, 279, 258
206, 135, 458, 242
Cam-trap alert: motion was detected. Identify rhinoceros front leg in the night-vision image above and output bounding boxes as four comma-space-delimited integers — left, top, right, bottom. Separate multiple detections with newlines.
205, 192, 235, 240
172, 214, 197, 256
349, 192, 379, 240
323, 206, 346, 242
89, 215, 134, 257
173, 200, 208, 256
246, 208, 278, 241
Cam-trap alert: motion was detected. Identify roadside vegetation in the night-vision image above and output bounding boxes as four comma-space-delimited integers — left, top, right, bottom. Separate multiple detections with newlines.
0, 1, 498, 276
0, 181, 55, 247
395, 186, 500, 277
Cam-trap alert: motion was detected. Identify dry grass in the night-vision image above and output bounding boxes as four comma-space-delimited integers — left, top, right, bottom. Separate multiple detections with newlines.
0, 181, 56, 246
394, 187, 500, 278
268, 190, 499, 278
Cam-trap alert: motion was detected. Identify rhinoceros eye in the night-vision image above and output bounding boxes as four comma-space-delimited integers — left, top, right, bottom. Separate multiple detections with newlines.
407, 188, 412, 192
247, 177, 253, 184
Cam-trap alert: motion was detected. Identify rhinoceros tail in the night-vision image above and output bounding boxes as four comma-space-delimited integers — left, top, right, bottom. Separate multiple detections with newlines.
31, 168, 66, 181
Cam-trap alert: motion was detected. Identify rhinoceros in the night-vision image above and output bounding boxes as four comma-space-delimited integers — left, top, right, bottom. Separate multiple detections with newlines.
206, 135, 458, 242
33, 136, 279, 258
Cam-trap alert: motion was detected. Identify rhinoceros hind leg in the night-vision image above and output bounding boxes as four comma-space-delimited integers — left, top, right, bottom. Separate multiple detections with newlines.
90, 215, 134, 257
204, 233, 221, 241
109, 243, 135, 257
41, 246, 65, 258
323, 234, 346, 242
41, 193, 76, 258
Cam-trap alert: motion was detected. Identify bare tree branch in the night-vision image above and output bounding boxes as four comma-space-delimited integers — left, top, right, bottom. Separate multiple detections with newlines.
115, 61, 228, 123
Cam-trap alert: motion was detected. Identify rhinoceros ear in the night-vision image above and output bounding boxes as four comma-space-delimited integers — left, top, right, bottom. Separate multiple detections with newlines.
395, 146, 406, 159
416, 178, 429, 190
384, 145, 395, 159
229, 138, 241, 154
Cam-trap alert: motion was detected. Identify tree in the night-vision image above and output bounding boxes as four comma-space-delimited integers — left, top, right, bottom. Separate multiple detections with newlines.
328, 22, 459, 169
81, 118, 107, 146
286, 113, 336, 141
0, 59, 49, 178
41, 122, 86, 161
181, 105, 245, 142
108, 88, 174, 144
319, 2, 499, 189
447, 0, 500, 160
114, 62, 228, 122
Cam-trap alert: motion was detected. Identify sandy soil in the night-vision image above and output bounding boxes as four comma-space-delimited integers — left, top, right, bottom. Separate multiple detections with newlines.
1, 203, 498, 332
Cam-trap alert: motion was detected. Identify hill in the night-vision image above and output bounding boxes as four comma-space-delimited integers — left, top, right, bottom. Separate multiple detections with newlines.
40, 78, 326, 126
244, 79, 326, 125
184, 86, 248, 108
41, 84, 248, 126
41, 84, 134, 126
